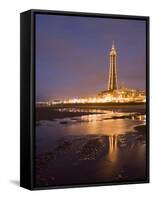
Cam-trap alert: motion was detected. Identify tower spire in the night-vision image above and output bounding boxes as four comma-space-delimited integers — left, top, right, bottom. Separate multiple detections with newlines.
107, 42, 118, 91
112, 40, 115, 49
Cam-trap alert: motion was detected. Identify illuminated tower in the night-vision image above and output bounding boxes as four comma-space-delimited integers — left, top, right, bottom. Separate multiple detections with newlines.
107, 41, 118, 90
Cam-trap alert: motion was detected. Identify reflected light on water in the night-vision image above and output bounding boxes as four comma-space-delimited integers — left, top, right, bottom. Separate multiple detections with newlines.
80, 114, 136, 135
36, 106, 147, 185
100, 119, 134, 135
78, 112, 146, 163
81, 114, 101, 122
44, 109, 146, 164
108, 135, 118, 162
79, 111, 145, 136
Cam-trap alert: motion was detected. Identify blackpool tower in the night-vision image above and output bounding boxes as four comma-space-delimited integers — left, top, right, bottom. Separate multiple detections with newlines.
107, 41, 118, 90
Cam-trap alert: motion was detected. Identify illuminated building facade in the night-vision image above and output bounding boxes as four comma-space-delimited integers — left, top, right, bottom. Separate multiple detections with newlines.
108, 42, 118, 91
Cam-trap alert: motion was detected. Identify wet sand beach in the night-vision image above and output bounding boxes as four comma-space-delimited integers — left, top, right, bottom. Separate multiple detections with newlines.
36, 103, 145, 121
35, 104, 147, 187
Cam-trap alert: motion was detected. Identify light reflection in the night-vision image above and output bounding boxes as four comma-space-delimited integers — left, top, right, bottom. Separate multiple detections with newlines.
108, 135, 118, 162
64, 110, 146, 167
80, 114, 145, 135
58, 109, 146, 164
67, 110, 146, 136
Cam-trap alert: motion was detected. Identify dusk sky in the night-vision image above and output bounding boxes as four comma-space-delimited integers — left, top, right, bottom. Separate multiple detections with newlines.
36, 14, 146, 101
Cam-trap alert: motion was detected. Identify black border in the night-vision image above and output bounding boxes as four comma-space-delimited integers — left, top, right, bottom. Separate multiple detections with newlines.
20, 11, 33, 189
20, 9, 150, 190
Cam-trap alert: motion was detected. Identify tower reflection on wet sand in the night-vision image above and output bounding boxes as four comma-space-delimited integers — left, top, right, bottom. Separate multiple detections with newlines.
108, 135, 118, 163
